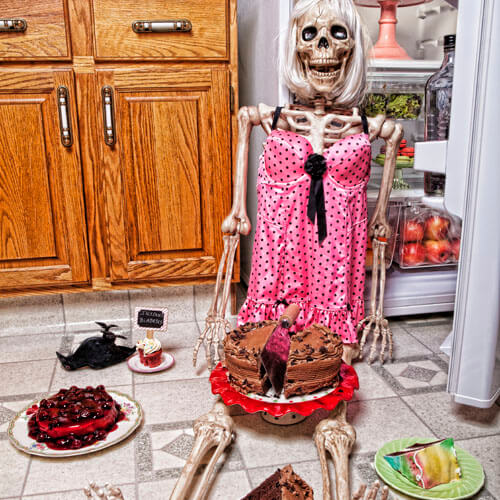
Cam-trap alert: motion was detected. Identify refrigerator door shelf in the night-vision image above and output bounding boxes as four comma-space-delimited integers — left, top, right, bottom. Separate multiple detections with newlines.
414, 140, 447, 174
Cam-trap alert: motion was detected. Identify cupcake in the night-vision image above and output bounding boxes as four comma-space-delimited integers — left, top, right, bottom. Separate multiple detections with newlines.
136, 333, 162, 367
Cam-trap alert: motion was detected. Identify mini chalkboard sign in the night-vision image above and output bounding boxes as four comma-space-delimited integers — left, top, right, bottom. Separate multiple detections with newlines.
134, 307, 169, 331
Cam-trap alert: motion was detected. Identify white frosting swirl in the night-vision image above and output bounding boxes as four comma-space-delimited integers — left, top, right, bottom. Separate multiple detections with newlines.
136, 337, 162, 355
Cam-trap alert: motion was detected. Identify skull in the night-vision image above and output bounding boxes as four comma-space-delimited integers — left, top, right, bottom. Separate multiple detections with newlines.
296, 3, 354, 98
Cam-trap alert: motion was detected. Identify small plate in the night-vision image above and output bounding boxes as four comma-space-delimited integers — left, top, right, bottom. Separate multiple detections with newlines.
245, 384, 338, 404
127, 352, 175, 373
8, 390, 142, 458
374, 438, 485, 499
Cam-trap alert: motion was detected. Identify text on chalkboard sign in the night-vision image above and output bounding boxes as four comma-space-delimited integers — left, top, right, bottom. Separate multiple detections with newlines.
134, 307, 169, 331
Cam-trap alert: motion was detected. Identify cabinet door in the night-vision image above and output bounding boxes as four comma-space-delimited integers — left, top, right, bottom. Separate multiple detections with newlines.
98, 67, 231, 283
0, 69, 89, 290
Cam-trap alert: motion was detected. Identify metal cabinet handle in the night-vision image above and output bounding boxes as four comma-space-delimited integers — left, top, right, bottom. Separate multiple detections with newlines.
57, 86, 73, 148
101, 86, 116, 146
132, 20, 192, 33
0, 19, 27, 32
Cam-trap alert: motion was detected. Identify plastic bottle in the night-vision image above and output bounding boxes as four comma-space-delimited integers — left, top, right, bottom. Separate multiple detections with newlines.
424, 34, 456, 196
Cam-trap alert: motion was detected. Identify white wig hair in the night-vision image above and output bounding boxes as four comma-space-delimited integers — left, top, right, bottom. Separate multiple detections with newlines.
281, 0, 370, 107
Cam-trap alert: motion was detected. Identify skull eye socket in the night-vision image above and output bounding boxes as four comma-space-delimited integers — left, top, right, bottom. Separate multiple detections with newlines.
331, 25, 348, 40
302, 26, 317, 41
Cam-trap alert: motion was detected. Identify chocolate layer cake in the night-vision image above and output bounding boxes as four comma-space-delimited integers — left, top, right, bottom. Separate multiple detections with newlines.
223, 321, 342, 398
241, 464, 314, 499
284, 324, 343, 398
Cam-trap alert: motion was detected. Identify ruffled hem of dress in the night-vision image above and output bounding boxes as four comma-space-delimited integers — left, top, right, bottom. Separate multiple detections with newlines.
237, 298, 364, 344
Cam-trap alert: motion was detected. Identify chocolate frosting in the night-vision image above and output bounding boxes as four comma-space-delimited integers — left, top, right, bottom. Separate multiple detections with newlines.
224, 321, 343, 399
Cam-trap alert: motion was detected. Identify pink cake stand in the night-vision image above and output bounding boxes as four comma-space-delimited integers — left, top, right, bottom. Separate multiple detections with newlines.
210, 362, 359, 425
354, 0, 433, 59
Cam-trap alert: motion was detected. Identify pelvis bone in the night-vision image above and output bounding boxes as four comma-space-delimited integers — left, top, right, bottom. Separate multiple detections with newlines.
169, 401, 235, 500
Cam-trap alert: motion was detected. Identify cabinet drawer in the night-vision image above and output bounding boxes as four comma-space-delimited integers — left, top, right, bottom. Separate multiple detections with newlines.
0, 0, 70, 60
92, 0, 228, 60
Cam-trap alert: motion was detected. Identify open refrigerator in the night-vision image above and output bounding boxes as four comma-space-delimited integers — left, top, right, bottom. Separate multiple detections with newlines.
237, 0, 499, 408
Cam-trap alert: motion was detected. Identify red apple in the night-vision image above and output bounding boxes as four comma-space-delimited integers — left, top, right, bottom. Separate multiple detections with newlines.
424, 215, 450, 240
450, 238, 461, 261
402, 220, 424, 242
424, 239, 452, 264
401, 242, 426, 266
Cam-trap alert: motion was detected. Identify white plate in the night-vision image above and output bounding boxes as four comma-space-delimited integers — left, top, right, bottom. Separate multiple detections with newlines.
127, 352, 175, 373
245, 384, 338, 404
8, 390, 142, 457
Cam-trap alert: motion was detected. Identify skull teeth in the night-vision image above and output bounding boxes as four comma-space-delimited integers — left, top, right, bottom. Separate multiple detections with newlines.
309, 61, 342, 77
310, 68, 340, 79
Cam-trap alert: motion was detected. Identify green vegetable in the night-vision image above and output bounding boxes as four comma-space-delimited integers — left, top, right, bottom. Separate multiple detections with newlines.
363, 93, 388, 117
386, 94, 422, 119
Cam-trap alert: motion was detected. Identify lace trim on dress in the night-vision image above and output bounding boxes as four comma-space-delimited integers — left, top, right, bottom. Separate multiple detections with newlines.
237, 298, 364, 344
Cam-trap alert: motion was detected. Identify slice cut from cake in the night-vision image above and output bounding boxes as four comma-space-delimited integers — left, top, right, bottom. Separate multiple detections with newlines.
241, 464, 314, 499
384, 438, 461, 489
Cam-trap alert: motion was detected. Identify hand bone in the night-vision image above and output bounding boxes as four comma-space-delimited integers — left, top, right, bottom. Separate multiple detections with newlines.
170, 401, 235, 500
84, 482, 124, 500
352, 481, 389, 500
357, 235, 393, 364
193, 233, 239, 371
314, 401, 356, 500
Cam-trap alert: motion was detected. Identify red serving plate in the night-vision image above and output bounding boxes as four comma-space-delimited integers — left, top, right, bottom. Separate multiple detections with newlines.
210, 362, 359, 417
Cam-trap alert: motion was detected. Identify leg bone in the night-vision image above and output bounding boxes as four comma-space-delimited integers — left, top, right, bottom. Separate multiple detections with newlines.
170, 401, 235, 500
314, 401, 356, 500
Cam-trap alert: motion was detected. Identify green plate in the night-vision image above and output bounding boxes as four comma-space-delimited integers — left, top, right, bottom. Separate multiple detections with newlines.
374, 438, 484, 499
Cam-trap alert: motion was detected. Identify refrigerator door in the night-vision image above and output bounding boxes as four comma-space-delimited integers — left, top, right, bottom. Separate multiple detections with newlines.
445, 0, 500, 408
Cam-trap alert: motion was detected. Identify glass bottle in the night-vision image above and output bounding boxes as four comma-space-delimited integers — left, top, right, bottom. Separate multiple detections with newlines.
424, 34, 456, 196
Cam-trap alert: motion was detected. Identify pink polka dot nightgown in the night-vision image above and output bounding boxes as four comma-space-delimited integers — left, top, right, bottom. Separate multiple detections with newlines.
238, 111, 371, 344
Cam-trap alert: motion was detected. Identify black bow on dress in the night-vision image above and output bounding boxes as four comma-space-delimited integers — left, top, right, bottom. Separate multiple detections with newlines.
304, 153, 327, 244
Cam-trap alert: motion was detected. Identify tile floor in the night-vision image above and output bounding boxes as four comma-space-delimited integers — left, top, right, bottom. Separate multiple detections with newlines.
0, 309, 499, 499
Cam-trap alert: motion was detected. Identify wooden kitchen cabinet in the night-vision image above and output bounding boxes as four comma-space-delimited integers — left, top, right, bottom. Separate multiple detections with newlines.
0, 69, 89, 289
97, 67, 231, 283
0, 0, 238, 295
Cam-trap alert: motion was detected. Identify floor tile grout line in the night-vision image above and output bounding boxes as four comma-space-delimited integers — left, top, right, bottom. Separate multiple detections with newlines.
455, 432, 500, 442
60, 293, 67, 333
19, 456, 32, 498
398, 321, 447, 355
134, 376, 210, 385
397, 393, 439, 439
47, 357, 58, 396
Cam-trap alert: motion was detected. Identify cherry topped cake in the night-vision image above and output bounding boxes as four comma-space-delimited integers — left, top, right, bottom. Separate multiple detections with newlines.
27, 385, 123, 450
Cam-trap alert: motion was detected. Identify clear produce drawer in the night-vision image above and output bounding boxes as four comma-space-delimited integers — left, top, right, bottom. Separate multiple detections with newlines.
395, 202, 461, 269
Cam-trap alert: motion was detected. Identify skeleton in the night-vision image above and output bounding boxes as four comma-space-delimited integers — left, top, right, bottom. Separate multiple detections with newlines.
169, 401, 235, 500
193, 0, 402, 370
83, 482, 124, 500
192, 1, 401, 371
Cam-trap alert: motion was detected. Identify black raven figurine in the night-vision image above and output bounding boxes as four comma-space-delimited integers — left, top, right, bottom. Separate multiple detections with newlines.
56, 322, 136, 370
